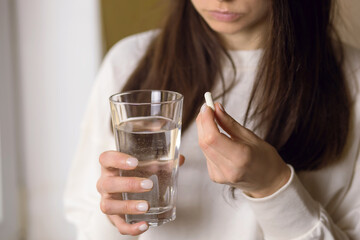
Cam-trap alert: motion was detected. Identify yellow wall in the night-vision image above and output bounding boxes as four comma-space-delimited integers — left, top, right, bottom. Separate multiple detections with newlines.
335, 0, 360, 49
101, 0, 166, 51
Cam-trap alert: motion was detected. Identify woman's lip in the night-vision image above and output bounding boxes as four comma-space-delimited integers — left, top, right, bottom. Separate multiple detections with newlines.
208, 10, 242, 22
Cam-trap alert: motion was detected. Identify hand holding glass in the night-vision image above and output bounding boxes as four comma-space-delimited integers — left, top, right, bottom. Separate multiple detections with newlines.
109, 90, 183, 226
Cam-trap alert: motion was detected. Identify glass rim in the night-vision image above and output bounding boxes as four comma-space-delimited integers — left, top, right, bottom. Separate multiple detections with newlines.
109, 90, 184, 105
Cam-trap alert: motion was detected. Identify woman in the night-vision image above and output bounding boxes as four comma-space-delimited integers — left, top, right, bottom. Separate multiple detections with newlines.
65, 0, 360, 239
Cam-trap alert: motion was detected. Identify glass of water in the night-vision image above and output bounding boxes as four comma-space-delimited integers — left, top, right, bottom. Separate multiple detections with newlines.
109, 90, 183, 227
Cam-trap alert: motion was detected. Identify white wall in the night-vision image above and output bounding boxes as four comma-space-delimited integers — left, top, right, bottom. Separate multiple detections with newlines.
0, 1, 20, 239
14, 0, 102, 239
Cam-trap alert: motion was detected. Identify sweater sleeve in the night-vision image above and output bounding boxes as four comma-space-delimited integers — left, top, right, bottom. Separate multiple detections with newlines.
63, 31, 156, 240
243, 161, 360, 240
244, 164, 360, 240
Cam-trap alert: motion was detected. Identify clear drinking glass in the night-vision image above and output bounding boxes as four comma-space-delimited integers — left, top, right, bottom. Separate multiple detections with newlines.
109, 90, 183, 226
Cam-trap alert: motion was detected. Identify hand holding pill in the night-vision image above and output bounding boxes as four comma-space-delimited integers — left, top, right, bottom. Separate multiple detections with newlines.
196, 94, 291, 198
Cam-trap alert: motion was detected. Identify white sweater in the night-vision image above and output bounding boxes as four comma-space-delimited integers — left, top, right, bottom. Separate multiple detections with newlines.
64, 30, 360, 240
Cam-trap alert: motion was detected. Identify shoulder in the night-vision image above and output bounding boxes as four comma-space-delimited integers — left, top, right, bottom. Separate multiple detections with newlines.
91, 30, 159, 99
342, 43, 360, 99
95, 30, 159, 91
105, 29, 159, 68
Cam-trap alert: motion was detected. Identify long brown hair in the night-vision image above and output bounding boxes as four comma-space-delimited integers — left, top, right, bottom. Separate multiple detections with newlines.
121, 0, 350, 171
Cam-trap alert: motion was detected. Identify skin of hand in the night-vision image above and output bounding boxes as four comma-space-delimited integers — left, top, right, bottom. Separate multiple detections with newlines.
97, 151, 185, 236
196, 102, 291, 198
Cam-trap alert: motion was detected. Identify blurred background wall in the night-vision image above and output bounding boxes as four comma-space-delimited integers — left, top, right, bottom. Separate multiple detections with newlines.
336, 0, 360, 49
101, 0, 165, 51
13, 0, 103, 239
1, 1, 103, 239
0, 0, 20, 239
0, 0, 359, 240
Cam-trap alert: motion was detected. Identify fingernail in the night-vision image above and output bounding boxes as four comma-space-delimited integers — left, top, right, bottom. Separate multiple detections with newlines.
141, 179, 153, 190
218, 103, 224, 112
126, 158, 138, 167
136, 202, 149, 212
200, 103, 207, 113
138, 223, 148, 231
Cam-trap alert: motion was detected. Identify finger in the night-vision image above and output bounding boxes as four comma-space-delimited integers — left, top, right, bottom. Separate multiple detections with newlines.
196, 109, 205, 142
109, 215, 149, 236
198, 105, 235, 151
99, 151, 139, 176
197, 107, 229, 167
196, 112, 226, 182
179, 155, 185, 166
214, 103, 259, 142
100, 198, 149, 215
198, 105, 251, 171
97, 176, 154, 194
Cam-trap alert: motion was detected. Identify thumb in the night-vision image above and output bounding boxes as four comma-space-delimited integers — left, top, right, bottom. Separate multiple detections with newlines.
214, 103, 257, 141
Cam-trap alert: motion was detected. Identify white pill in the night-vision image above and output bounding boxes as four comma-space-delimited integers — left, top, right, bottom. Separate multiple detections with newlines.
204, 92, 215, 111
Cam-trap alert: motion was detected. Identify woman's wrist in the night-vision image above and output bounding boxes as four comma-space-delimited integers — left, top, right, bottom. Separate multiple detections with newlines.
244, 163, 292, 198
